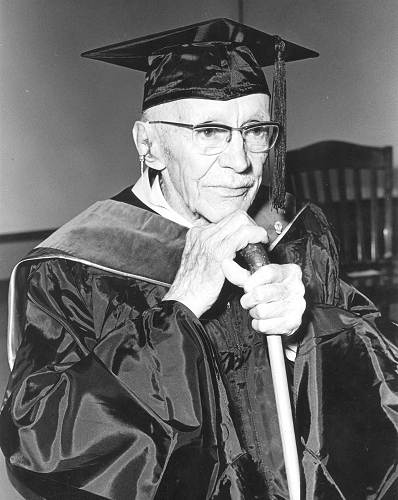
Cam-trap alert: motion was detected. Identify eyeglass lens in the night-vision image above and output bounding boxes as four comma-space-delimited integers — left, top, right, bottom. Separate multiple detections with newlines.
193, 124, 279, 155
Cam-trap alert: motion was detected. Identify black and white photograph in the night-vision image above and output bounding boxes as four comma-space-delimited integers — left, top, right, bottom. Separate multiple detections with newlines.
0, 1, 397, 498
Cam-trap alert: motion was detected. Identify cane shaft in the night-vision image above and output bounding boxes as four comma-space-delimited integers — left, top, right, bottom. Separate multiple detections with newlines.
239, 242, 300, 500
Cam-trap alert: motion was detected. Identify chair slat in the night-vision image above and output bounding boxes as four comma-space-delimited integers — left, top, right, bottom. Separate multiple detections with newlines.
353, 168, 364, 262
293, 171, 306, 200
321, 168, 333, 203
369, 167, 378, 261
336, 167, 351, 262
306, 170, 319, 201
383, 148, 394, 259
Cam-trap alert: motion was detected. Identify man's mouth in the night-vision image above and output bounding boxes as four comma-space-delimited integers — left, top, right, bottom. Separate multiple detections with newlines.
207, 178, 255, 189
210, 184, 253, 197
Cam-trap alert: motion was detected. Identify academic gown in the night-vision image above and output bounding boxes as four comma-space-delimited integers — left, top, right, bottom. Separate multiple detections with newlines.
0, 188, 397, 500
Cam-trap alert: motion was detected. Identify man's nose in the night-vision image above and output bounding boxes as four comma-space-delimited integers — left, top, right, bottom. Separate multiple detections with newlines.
219, 130, 250, 172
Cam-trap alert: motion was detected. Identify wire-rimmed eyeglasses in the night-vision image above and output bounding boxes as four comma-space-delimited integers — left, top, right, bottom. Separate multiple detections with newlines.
147, 120, 280, 155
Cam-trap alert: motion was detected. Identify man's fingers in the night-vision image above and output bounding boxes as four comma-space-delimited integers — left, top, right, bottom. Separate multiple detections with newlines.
222, 259, 250, 287
243, 263, 302, 293
240, 262, 306, 337
240, 282, 287, 309
251, 317, 300, 337
188, 219, 268, 263
222, 225, 269, 255
249, 297, 305, 320
243, 264, 283, 292
192, 218, 209, 228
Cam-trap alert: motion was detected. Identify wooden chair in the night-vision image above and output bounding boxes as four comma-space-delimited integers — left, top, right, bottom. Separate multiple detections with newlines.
286, 140, 396, 316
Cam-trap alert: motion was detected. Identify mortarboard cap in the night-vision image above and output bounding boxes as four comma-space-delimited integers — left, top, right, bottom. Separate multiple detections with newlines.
82, 18, 318, 209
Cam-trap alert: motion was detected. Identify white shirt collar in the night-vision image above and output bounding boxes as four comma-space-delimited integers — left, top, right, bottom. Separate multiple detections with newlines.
132, 169, 194, 228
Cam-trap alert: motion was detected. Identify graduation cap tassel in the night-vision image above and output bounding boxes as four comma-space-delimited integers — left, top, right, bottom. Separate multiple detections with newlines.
272, 37, 287, 210
270, 39, 303, 500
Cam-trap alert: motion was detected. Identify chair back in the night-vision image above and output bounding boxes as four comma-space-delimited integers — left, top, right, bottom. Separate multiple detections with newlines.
286, 141, 394, 271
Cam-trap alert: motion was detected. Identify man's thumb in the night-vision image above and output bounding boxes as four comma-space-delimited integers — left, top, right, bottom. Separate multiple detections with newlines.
222, 259, 250, 288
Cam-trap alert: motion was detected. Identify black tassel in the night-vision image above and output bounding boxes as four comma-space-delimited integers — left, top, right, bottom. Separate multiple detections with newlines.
271, 36, 286, 210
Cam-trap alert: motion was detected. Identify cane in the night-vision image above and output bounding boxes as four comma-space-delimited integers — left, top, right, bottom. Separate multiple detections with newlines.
240, 243, 300, 500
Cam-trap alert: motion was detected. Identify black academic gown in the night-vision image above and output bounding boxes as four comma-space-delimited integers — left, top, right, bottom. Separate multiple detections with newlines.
0, 189, 397, 500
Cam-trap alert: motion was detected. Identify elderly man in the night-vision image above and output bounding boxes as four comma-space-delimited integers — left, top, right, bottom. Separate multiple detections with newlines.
1, 19, 397, 500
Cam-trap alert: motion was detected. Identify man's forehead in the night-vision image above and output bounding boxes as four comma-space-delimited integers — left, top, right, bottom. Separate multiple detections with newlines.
150, 93, 270, 122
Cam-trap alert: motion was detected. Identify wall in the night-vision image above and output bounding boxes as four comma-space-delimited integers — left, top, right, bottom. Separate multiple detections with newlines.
1, 0, 397, 237
0, 0, 236, 235
246, 0, 398, 152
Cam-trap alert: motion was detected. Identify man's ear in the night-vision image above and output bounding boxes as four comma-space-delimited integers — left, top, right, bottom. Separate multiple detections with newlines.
132, 121, 165, 171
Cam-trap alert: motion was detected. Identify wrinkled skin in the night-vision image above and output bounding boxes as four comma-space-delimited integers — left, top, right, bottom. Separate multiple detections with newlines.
133, 94, 306, 331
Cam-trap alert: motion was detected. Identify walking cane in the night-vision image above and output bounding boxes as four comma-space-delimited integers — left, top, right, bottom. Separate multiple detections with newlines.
240, 243, 301, 500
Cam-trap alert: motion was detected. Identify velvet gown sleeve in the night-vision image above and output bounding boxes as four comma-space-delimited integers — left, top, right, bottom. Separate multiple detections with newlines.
0, 258, 225, 500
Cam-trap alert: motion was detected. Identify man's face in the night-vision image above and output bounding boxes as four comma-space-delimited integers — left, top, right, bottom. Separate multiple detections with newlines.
150, 93, 270, 223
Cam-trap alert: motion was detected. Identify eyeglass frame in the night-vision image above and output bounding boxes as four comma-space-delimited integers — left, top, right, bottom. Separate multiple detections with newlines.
147, 120, 281, 154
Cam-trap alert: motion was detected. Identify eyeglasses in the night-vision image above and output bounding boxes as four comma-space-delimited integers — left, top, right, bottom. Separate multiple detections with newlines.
147, 120, 280, 155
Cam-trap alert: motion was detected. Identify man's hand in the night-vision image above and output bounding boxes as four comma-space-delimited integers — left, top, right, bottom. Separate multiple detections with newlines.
163, 211, 268, 317
223, 261, 306, 336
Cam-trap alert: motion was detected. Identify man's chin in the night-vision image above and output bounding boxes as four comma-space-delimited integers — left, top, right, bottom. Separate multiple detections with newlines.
199, 198, 254, 223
